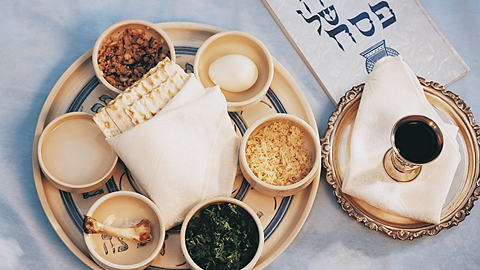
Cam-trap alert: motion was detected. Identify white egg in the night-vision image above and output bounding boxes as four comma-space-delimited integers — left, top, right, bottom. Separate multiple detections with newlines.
208, 54, 258, 92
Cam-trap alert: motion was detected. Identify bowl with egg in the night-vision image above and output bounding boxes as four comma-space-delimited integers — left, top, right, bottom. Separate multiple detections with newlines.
83, 191, 165, 270
239, 113, 321, 197
37, 112, 118, 193
92, 19, 175, 95
180, 197, 264, 270
193, 30, 274, 112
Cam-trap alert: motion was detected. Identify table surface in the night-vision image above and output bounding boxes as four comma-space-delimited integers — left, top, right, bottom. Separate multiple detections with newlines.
1, 0, 479, 269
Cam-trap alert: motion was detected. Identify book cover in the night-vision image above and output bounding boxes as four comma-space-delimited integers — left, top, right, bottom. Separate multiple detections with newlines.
262, 0, 469, 104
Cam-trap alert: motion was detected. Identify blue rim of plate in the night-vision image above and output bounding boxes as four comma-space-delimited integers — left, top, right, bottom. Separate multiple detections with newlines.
60, 46, 293, 249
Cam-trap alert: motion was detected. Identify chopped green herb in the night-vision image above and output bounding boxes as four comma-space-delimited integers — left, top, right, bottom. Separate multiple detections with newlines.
185, 202, 260, 270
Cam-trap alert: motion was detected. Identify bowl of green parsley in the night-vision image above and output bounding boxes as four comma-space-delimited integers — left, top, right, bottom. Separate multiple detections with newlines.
180, 197, 264, 270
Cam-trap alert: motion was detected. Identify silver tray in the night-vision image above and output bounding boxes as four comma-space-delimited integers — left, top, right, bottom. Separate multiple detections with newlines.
321, 77, 480, 240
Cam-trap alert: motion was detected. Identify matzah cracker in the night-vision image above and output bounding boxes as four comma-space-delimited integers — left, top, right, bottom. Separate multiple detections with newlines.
105, 102, 136, 133
125, 99, 154, 126
125, 72, 188, 125
94, 57, 189, 138
105, 56, 182, 110
92, 107, 122, 138
104, 79, 154, 132
140, 89, 169, 115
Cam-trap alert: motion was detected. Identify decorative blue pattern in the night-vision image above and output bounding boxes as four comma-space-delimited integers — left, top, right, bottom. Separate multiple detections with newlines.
234, 177, 252, 201
175, 46, 198, 56
264, 196, 292, 241
266, 88, 287, 114
66, 76, 99, 113
61, 74, 103, 234
105, 178, 119, 192
61, 190, 84, 232
262, 88, 294, 241
360, 39, 399, 73
61, 46, 295, 269
122, 163, 144, 194
228, 111, 247, 135
148, 265, 186, 270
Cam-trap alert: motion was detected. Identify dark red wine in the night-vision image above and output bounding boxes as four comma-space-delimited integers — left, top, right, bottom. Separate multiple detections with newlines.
394, 120, 442, 164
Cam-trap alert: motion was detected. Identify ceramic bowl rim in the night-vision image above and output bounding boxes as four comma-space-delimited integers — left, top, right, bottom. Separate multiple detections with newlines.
239, 113, 321, 194
180, 196, 264, 270
92, 19, 176, 95
37, 112, 118, 193
193, 30, 274, 111
84, 191, 166, 270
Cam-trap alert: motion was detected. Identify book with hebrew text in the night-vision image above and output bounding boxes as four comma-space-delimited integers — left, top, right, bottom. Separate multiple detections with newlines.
262, 0, 469, 104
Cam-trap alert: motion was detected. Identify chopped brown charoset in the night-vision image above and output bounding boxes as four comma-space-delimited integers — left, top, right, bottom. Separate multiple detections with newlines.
83, 216, 152, 243
97, 27, 170, 91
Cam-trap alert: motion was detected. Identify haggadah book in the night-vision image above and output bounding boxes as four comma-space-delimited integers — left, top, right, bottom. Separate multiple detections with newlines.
262, 0, 470, 104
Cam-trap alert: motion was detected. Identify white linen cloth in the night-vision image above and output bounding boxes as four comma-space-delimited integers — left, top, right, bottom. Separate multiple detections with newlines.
106, 75, 239, 230
342, 56, 461, 224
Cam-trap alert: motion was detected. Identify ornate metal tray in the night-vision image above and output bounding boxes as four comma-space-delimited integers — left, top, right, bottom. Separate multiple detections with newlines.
321, 77, 480, 240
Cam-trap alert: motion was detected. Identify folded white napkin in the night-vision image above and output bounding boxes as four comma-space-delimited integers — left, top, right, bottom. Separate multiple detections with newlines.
343, 56, 460, 224
106, 75, 239, 230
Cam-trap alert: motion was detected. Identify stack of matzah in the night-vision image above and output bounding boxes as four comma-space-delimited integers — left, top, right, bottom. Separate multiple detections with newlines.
94, 57, 189, 138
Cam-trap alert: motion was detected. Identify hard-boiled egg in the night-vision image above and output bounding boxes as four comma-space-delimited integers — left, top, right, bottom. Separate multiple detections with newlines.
208, 54, 258, 92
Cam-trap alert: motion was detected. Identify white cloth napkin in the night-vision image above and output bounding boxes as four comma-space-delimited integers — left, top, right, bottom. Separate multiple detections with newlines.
343, 56, 460, 224
106, 75, 239, 230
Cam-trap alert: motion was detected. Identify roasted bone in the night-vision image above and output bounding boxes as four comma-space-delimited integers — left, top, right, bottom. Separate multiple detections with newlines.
83, 216, 152, 243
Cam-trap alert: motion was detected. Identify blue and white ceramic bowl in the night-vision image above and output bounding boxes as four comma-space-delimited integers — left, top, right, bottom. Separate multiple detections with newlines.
84, 191, 165, 270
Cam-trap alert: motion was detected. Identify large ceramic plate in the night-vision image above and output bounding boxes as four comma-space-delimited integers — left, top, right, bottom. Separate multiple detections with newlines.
321, 78, 480, 240
32, 22, 320, 269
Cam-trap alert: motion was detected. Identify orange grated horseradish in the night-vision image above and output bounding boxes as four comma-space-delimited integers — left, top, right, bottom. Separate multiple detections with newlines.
245, 120, 313, 186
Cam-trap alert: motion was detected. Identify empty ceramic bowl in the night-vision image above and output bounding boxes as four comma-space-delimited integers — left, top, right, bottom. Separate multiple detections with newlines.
37, 112, 117, 193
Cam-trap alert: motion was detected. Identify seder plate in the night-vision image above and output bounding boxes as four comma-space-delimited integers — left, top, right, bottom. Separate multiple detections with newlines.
321, 78, 480, 240
32, 22, 320, 269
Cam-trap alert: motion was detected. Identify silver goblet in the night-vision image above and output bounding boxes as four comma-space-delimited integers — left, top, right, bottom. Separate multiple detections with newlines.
383, 115, 444, 182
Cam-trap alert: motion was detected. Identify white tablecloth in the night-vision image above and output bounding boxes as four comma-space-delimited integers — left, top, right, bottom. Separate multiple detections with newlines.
1, 0, 479, 269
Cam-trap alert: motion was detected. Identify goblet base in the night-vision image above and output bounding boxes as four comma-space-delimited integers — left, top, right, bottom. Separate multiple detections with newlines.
383, 147, 421, 182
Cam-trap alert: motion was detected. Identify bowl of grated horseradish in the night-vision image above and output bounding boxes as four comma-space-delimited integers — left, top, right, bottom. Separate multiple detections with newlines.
239, 113, 321, 197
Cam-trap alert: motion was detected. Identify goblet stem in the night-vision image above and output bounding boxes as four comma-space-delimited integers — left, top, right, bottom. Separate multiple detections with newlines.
383, 147, 421, 182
